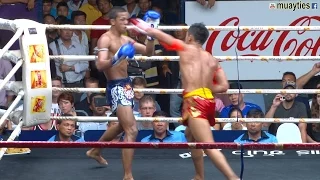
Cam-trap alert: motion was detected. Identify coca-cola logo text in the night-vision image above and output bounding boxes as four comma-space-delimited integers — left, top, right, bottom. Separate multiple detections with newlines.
205, 16, 320, 56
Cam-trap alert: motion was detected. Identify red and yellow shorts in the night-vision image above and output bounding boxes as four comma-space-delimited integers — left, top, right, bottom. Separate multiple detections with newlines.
181, 88, 216, 127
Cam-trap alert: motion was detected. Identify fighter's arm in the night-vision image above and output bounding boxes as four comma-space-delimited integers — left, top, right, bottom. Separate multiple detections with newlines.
95, 35, 112, 71
146, 28, 186, 52
211, 61, 229, 93
125, 36, 154, 56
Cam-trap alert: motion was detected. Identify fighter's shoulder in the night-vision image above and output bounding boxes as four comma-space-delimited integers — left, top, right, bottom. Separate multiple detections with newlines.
122, 35, 135, 44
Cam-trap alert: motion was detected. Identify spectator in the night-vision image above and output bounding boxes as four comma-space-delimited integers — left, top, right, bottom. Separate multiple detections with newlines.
90, 0, 112, 54
33, 76, 63, 130
132, 77, 161, 117
58, 92, 77, 116
220, 82, 262, 129
234, 109, 278, 143
52, 1, 72, 19
71, 10, 89, 55
44, 14, 59, 44
151, 2, 178, 25
282, 71, 311, 118
49, 18, 89, 103
136, 0, 150, 19
68, 0, 88, 11
266, 81, 308, 142
122, 0, 140, 18
78, 93, 108, 135
138, 95, 157, 130
79, 0, 102, 32
196, 0, 215, 8
141, 111, 187, 142
75, 77, 100, 116
306, 89, 320, 142
43, 0, 52, 16
223, 107, 247, 130
48, 114, 85, 142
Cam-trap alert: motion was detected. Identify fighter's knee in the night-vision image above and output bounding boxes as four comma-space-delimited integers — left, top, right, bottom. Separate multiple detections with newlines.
124, 126, 138, 137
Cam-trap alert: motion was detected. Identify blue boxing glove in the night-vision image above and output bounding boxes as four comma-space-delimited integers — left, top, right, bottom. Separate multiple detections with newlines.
112, 43, 135, 66
143, 11, 160, 40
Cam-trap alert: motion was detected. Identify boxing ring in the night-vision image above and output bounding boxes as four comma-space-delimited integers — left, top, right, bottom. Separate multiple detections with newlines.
0, 17, 320, 180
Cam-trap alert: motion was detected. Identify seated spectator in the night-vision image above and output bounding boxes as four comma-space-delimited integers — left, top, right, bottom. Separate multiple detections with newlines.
123, 0, 140, 18
48, 114, 85, 142
75, 77, 100, 116
51, 1, 72, 19
137, 95, 158, 130
141, 111, 187, 142
306, 89, 320, 142
78, 93, 108, 135
67, 0, 88, 11
234, 109, 278, 143
44, 15, 59, 44
266, 81, 308, 142
220, 82, 262, 129
43, 0, 52, 16
132, 77, 161, 117
223, 107, 247, 130
71, 11, 89, 55
58, 92, 77, 116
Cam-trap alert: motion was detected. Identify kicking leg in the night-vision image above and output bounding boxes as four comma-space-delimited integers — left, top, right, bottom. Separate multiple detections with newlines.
188, 118, 239, 180
86, 121, 124, 165
185, 127, 204, 180
117, 105, 138, 180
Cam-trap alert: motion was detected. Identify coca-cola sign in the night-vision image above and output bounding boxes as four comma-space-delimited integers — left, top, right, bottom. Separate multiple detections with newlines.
186, 1, 319, 80
205, 16, 320, 56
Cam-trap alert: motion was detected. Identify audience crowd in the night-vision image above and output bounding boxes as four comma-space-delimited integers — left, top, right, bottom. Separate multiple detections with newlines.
0, 0, 320, 145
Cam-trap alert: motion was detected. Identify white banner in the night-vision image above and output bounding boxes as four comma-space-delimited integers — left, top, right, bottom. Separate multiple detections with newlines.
185, 1, 320, 80
179, 149, 320, 159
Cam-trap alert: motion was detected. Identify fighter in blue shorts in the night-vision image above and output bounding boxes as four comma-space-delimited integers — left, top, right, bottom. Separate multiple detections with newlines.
86, 7, 159, 180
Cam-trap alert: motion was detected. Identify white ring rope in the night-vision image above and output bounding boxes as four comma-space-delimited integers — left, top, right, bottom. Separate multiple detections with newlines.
50, 55, 320, 62
44, 24, 320, 31
51, 116, 320, 123
53, 87, 320, 94
0, 121, 23, 160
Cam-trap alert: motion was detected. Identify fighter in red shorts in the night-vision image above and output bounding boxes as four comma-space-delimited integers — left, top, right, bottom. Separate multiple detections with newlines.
130, 20, 239, 180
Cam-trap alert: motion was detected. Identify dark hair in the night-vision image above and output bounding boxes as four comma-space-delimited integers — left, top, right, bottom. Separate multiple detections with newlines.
52, 75, 62, 82
107, 6, 127, 20
89, 93, 105, 104
57, 2, 68, 10
188, 23, 209, 45
43, 14, 55, 20
43, 0, 51, 4
311, 87, 320, 118
58, 92, 74, 104
282, 71, 296, 82
153, 111, 169, 117
71, 10, 87, 23
96, 0, 110, 6
228, 107, 243, 118
85, 77, 99, 86
132, 77, 147, 87
246, 109, 264, 118
55, 15, 69, 24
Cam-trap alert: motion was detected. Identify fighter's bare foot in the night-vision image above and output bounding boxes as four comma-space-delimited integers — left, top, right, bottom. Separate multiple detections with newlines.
86, 149, 108, 165
191, 175, 203, 180
123, 177, 134, 180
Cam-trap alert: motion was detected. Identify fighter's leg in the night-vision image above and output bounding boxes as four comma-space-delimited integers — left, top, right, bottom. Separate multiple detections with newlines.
185, 127, 204, 180
188, 117, 239, 180
117, 105, 138, 180
86, 123, 124, 165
